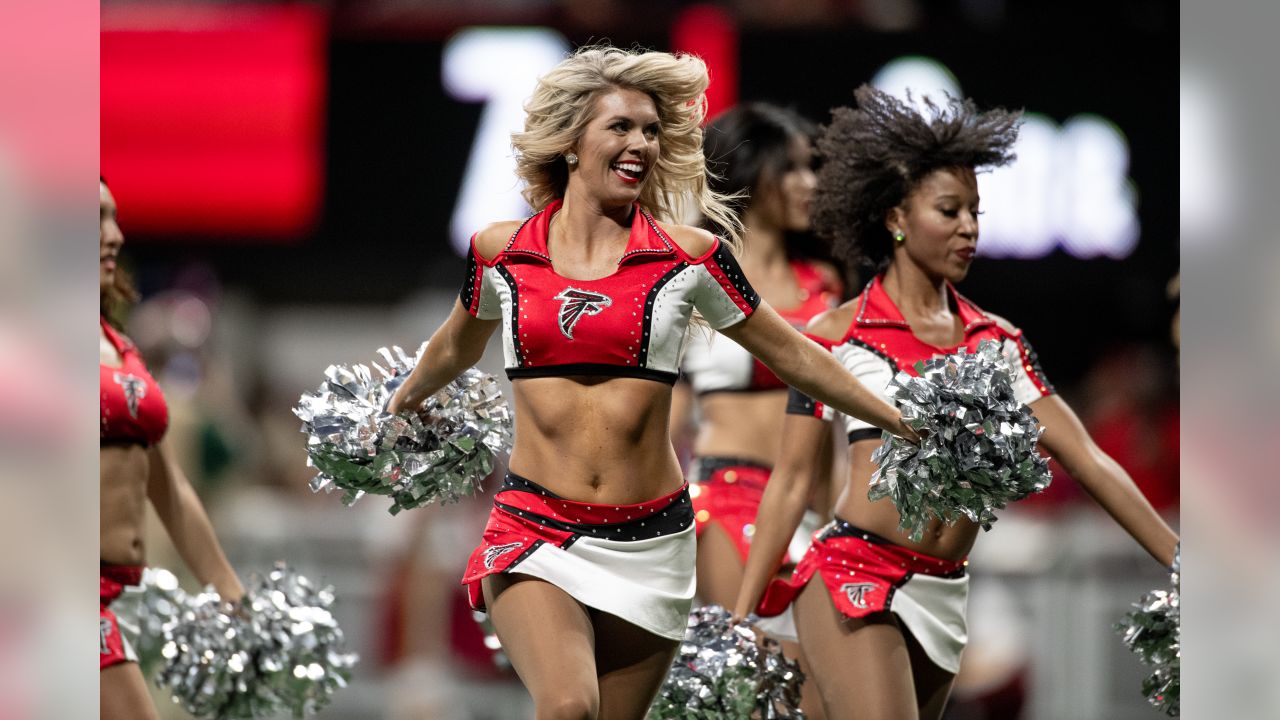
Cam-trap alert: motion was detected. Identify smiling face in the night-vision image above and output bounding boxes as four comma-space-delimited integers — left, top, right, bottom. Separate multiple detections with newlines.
100, 181, 124, 293
568, 86, 660, 208
887, 166, 981, 283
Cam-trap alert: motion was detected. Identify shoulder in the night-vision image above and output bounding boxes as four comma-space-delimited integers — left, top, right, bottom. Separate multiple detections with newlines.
804, 301, 858, 342
982, 310, 1021, 336
807, 259, 846, 296
655, 221, 717, 258
473, 220, 524, 261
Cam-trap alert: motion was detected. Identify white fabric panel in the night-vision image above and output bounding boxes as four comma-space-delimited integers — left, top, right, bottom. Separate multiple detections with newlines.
680, 329, 753, 393
644, 266, 699, 374
487, 267, 519, 366
513, 523, 697, 640
691, 264, 749, 330
830, 343, 897, 437
475, 265, 504, 320
889, 572, 970, 673
1000, 336, 1051, 406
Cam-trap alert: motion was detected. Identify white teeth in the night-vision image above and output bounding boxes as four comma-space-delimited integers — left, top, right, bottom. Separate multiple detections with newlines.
614, 162, 644, 172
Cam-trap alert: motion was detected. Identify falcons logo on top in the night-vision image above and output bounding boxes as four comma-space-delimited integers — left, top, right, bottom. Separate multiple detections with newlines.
554, 288, 612, 339
113, 372, 147, 418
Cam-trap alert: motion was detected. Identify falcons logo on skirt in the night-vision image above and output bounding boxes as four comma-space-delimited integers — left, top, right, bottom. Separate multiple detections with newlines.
483, 542, 524, 569
554, 288, 613, 339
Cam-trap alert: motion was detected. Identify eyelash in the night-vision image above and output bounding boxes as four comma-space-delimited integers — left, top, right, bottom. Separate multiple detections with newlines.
611, 122, 659, 138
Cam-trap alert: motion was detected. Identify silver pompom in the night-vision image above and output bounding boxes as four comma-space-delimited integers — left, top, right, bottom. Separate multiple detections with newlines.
155, 563, 358, 719
869, 339, 1051, 542
1115, 544, 1180, 715
114, 568, 189, 678
294, 344, 513, 515
647, 605, 805, 720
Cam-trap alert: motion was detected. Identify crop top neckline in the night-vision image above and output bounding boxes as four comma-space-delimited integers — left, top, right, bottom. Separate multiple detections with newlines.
852, 275, 996, 337
497, 199, 681, 269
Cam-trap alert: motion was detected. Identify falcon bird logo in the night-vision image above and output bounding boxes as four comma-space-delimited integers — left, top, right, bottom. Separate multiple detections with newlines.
113, 372, 147, 418
840, 582, 877, 609
483, 542, 525, 569
554, 288, 612, 339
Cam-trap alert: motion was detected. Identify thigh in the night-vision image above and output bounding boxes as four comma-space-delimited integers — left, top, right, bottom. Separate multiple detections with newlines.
591, 609, 680, 720
695, 521, 745, 609
899, 623, 957, 720
793, 579, 919, 720
483, 573, 599, 715
783, 638, 827, 720
100, 662, 161, 720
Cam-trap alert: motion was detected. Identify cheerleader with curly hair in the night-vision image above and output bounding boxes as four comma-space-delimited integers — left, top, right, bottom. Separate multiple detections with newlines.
734, 86, 1178, 720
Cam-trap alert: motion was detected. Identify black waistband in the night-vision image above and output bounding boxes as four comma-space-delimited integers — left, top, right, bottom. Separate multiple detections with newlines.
821, 517, 907, 546
689, 456, 773, 483
507, 364, 678, 385
502, 472, 568, 498
495, 472, 693, 541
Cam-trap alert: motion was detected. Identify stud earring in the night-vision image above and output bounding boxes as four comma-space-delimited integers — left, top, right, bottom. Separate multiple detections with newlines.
565, 153, 579, 166
893, 230, 906, 244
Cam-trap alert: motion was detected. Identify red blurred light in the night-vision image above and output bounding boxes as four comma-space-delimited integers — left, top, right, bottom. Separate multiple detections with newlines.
671, 5, 738, 122
101, 4, 328, 240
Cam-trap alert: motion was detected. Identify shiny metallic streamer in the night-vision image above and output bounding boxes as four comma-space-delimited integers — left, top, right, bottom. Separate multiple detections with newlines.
869, 340, 1051, 542
294, 345, 513, 515
647, 605, 805, 719
155, 563, 359, 719
1115, 544, 1180, 715
114, 567, 189, 678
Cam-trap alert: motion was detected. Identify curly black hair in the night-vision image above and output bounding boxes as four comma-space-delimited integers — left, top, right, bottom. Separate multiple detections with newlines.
812, 85, 1021, 272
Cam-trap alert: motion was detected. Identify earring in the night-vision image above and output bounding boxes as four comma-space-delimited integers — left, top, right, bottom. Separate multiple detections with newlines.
565, 153, 579, 167
893, 230, 905, 244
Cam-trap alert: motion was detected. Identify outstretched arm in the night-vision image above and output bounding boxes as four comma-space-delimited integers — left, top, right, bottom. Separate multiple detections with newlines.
387, 300, 501, 414
1032, 394, 1178, 567
147, 439, 244, 601
733, 412, 831, 620
719, 303, 914, 440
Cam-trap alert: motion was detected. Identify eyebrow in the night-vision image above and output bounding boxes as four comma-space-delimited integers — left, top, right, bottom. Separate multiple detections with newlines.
604, 114, 660, 124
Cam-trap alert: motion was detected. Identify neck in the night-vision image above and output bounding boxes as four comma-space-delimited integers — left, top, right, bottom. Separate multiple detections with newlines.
739, 208, 788, 270
551, 189, 633, 257
881, 258, 950, 318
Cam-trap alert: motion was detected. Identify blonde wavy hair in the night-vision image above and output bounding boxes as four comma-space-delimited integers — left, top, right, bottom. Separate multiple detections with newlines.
512, 45, 743, 251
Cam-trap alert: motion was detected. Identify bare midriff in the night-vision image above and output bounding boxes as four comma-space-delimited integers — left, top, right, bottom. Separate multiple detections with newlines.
834, 444, 978, 562
100, 443, 150, 565
509, 375, 684, 504
691, 390, 789, 467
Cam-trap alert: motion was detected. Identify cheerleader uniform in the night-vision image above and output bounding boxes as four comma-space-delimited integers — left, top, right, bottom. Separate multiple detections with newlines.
756, 276, 1054, 672
100, 317, 169, 669
457, 200, 761, 640
680, 260, 839, 564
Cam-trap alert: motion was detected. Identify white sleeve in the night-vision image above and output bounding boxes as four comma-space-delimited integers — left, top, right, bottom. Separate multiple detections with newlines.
691, 239, 761, 330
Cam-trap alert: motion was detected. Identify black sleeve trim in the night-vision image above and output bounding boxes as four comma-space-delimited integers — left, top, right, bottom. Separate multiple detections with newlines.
786, 386, 819, 416
846, 428, 882, 444
710, 242, 761, 310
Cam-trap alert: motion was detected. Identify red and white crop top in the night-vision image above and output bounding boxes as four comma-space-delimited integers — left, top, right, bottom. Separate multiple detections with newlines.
681, 260, 840, 394
788, 276, 1055, 442
460, 200, 761, 384
100, 317, 169, 446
